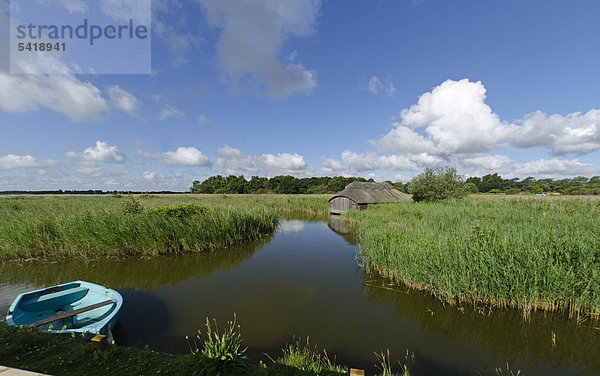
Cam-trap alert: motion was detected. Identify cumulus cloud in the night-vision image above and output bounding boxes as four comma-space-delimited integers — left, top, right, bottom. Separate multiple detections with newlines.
0, 155, 56, 170
341, 151, 416, 172
378, 79, 600, 158
513, 110, 600, 155
197, 0, 320, 98
512, 158, 598, 178
138, 147, 212, 166
216, 145, 259, 175
260, 153, 307, 172
107, 86, 138, 114
459, 154, 514, 171
66, 141, 125, 163
214, 146, 311, 176
159, 106, 185, 120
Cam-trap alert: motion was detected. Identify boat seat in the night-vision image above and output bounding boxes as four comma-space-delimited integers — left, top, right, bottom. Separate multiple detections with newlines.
20, 287, 89, 312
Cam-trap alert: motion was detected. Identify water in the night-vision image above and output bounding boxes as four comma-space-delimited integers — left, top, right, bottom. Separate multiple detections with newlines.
1, 215, 599, 376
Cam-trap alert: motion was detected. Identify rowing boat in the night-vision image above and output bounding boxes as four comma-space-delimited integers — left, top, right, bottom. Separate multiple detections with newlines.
5, 280, 122, 336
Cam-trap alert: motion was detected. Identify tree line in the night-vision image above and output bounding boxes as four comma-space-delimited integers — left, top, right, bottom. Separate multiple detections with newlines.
190, 173, 600, 196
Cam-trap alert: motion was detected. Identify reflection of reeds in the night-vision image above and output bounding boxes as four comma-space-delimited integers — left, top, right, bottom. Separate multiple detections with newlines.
346, 197, 600, 320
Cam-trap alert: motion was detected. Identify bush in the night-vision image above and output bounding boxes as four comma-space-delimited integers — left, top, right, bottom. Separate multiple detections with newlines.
488, 189, 502, 194
122, 195, 143, 215
503, 188, 521, 195
148, 204, 207, 218
408, 167, 467, 202
464, 182, 479, 194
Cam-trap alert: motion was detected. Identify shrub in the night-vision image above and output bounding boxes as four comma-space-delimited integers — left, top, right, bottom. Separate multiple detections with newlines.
503, 188, 521, 195
148, 204, 207, 218
464, 182, 479, 194
122, 195, 143, 215
488, 189, 502, 194
407, 167, 467, 202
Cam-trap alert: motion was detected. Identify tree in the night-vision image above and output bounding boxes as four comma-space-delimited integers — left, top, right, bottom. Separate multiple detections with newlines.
408, 167, 467, 202
464, 182, 479, 194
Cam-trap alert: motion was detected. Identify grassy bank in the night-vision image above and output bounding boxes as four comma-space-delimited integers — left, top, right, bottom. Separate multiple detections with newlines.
1, 325, 416, 376
1, 195, 326, 261
345, 197, 600, 319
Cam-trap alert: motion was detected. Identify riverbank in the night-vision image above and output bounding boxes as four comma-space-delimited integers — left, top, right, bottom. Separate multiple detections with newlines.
344, 196, 600, 319
0, 195, 329, 261
0, 325, 410, 376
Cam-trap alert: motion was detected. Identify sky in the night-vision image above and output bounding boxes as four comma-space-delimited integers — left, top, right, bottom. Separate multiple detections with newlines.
1, 0, 600, 191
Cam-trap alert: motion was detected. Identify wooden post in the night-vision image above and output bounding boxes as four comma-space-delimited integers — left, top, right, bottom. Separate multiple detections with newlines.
91, 334, 108, 350
349, 369, 365, 376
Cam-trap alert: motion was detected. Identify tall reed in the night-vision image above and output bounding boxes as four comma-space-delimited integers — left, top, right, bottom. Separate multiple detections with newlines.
345, 197, 600, 318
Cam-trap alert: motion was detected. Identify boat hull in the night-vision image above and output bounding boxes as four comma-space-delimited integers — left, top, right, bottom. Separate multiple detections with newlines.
6, 280, 122, 336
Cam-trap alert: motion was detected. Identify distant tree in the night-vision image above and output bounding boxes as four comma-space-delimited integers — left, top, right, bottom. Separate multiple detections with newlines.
478, 173, 504, 192
531, 185, 544, 194
464, 182, 479, 194
408, 167, 467, 202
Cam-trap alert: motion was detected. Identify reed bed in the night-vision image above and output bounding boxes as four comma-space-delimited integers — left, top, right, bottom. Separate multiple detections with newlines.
0, 195, 287, 261
344, 197, 600, 319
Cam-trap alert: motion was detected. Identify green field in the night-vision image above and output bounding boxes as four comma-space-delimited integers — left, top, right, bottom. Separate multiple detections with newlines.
344, 196, 600, 319
0, 194, 329, 261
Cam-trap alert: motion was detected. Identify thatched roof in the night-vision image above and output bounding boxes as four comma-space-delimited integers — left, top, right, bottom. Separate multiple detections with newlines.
329, 182, 412, 204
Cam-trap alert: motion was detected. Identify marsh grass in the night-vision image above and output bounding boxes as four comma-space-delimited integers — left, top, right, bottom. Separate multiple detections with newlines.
272, 337, 347, 375
345, 197, 600, 319
0, 195, 295, 261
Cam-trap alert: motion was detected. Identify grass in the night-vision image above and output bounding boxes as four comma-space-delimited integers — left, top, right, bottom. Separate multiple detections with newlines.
344, 196, 600, 319
0, 194, 329, 261
0, 325, 346, 376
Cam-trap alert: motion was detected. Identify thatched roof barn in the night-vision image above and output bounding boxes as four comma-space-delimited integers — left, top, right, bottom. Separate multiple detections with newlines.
328, 182, 412, 214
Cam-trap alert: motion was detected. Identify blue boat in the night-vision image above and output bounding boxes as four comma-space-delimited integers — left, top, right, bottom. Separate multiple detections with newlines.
5, 280, 122, 336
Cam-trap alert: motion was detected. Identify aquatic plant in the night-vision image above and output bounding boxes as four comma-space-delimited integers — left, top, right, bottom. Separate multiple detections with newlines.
187, 314, 248, 375
273, 337, 346, 375
345, 196, 600, 319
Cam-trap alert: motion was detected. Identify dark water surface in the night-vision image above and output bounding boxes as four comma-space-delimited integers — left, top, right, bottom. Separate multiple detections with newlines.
2, 215, 599, 376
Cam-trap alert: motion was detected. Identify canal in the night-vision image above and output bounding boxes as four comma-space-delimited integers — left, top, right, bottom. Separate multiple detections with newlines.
1, 215, 599, 375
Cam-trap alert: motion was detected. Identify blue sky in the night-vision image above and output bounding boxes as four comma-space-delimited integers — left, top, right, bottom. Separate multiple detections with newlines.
1, 0, 600, 191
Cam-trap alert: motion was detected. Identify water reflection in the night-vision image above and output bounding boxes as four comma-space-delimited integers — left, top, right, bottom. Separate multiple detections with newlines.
1, 216, 599, 376
0, 235, 273, 290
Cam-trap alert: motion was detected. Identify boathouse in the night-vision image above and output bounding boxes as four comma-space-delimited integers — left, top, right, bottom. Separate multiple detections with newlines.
328, 182, 412, 214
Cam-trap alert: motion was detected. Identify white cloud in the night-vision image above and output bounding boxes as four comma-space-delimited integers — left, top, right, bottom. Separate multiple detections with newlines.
139, 147, 211, 166
459, 154, 514, 171
142, 171, 158, 181
159, 106, 185, 120
107, 86, 138, 114
66, 141, 125, 163
0, 66, 109, 122
378, 79, 600, 158
260, 152, 307, 172
513, 110, 600, 155
512, 158, 598, 178
197, 114, 210, 125
320, 158, 343, 174
0, 155, 56, 170
367, 75, 395, 96
197, 0, 320, 98
341, 151, 416, 172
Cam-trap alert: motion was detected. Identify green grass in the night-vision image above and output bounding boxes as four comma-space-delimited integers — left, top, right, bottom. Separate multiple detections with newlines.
344, 196, 600, 319
0, 325, 347, 376
0, 194, 329, 261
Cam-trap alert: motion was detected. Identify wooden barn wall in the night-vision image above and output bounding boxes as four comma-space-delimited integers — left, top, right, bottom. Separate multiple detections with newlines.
328, 197, 358, 214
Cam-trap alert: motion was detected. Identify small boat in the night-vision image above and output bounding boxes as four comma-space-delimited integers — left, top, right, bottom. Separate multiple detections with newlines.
5, 280, 122, 337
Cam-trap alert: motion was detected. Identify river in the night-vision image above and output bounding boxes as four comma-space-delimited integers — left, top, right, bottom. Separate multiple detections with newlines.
1, 214, 599, 376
